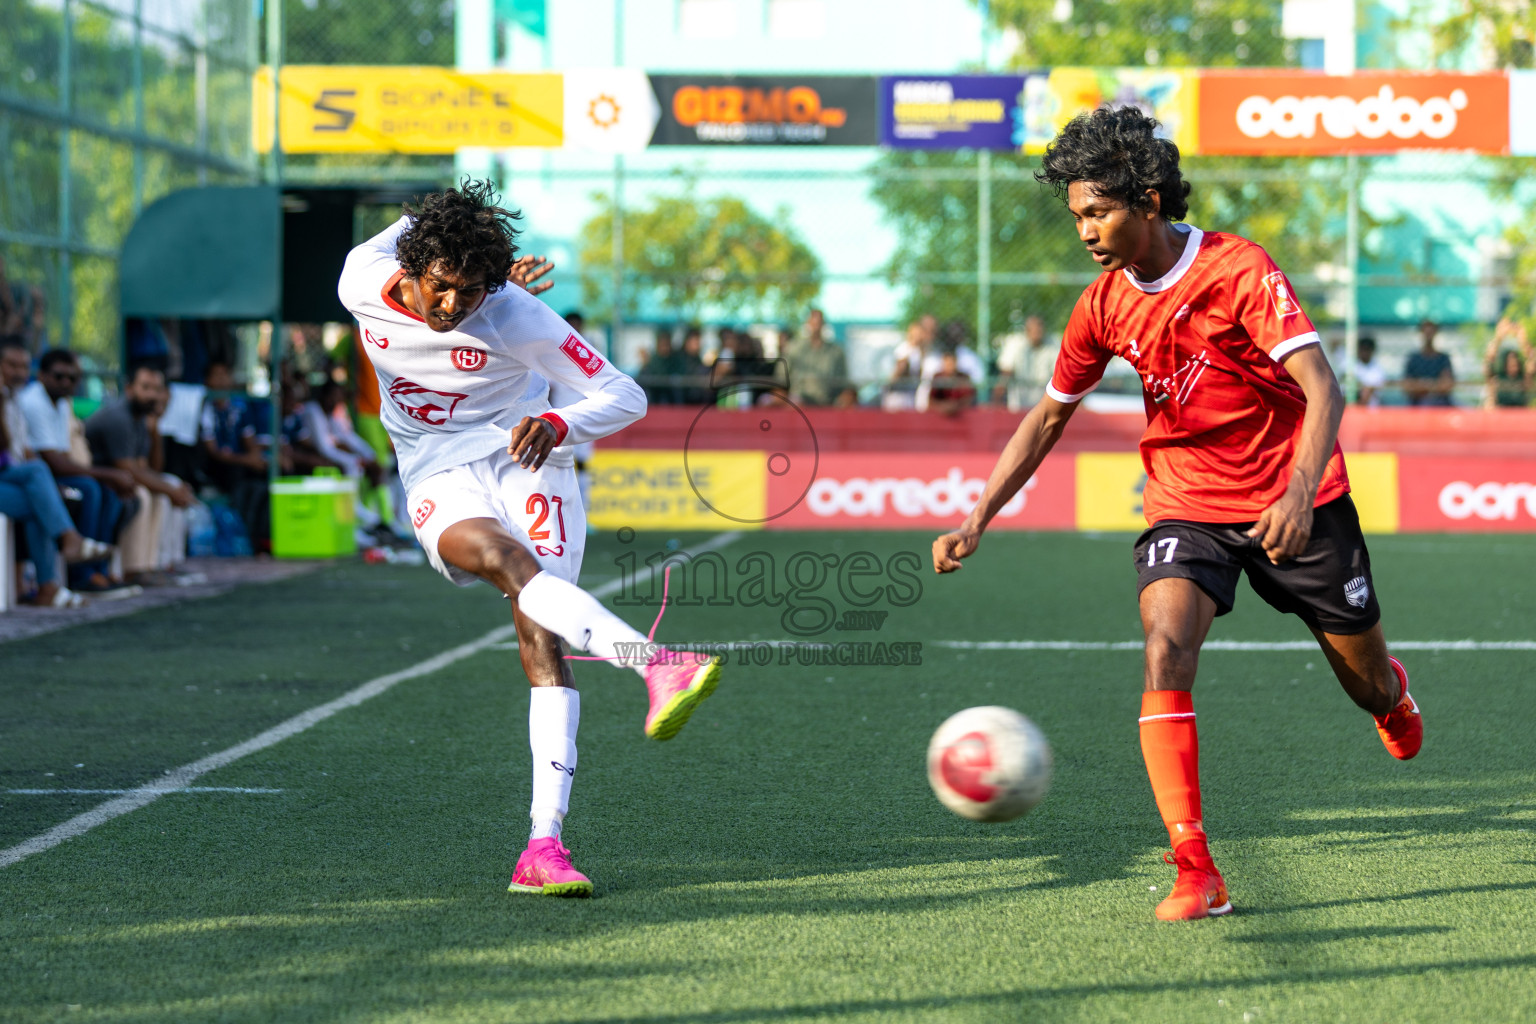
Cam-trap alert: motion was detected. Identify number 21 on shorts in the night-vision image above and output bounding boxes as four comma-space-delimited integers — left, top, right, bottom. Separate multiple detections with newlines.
1148, 537, 1179, 566
527, 494, 567, 557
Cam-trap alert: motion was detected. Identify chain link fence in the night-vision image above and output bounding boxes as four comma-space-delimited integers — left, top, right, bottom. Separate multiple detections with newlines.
4, 0, 1533, 410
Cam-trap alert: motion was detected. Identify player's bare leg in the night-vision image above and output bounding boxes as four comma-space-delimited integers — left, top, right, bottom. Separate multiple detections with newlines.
1138, 579, 1231, 920
1311, 624, 1421, 759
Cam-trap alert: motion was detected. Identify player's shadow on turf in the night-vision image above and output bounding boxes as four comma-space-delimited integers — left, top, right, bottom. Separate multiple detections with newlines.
1237, 879, 1536, 917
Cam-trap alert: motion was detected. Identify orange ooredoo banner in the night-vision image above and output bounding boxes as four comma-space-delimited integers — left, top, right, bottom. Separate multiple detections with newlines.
1198, 72, 1509, 155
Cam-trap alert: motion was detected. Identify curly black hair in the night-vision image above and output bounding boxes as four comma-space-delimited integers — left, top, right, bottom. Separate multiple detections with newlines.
395, 178, 521, 292
1035, 105, 1190, 221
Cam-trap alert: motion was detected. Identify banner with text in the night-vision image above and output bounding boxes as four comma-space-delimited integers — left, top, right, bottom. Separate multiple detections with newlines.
1197, 71, 1509, 155
880, 75, 1027, 150
765, 453, 1075, 530
253, 66, 562, 153
648, 74, 880, 146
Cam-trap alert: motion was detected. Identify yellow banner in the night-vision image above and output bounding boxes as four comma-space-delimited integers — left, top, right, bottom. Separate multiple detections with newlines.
1342, 452, 1399, 534
1023, 68, 1199, 155
252, 66, 562, 153
1074, 452, 1148, 531
588, 450, 765, 531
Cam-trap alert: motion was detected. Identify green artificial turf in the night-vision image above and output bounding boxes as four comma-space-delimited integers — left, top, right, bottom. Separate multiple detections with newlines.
2, 531, 1535, 1023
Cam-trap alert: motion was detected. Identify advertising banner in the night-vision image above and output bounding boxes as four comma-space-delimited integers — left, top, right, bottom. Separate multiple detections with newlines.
1512, 71, 1536, 156
648, 74, 880, 145
1198, 72, 1510, 155
881, 75, 1026, 149
1022, 68, 1198, 154
253, 66, 562, 153
561, 68, 661, 152
765, 453, 1076, 530
588, 450, 765, 531
1398, 457, 1536, 532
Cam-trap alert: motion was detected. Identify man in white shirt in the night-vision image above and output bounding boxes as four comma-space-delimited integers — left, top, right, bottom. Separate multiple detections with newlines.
992, 315, 1061, 412
16, 349, 138, 591
338, 180, 722, 898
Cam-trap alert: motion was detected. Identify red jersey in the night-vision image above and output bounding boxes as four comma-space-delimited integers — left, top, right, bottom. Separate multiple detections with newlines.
1048, 225, 1349, 525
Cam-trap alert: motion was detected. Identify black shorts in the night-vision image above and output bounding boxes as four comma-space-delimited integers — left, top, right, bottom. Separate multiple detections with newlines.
1132, 494, 1381, 635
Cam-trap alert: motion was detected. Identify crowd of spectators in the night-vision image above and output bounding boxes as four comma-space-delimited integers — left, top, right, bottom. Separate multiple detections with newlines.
631, 306, 1536, 414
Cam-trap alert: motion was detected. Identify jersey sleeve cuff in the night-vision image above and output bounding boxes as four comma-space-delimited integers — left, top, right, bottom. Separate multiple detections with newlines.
539, 413, 570, 445
1270, 331, 1321, 362
1045, 380, 1098, 404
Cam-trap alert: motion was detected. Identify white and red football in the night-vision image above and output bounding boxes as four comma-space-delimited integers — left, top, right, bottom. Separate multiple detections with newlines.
927, 706, 1052, 822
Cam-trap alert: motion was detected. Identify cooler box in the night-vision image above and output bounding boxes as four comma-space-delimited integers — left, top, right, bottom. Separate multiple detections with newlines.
271, 474, 358, 558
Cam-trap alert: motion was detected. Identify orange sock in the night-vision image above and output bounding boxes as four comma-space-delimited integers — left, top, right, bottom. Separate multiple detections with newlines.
1139, 690, 1208, 856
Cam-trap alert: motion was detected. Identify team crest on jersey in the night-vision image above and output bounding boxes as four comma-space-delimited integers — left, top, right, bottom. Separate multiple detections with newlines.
413, 499, 436, 529
388, 377, 468, 426
451, 346, 487, 372
560, 334, 605, 377
1262, 271, 1300, 319
1344, 575, 1370, 608
363, 327, 389, 349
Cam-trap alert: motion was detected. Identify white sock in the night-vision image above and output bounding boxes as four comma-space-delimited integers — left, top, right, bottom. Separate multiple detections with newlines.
529, 686, 579, 841
518, 570, 650, 676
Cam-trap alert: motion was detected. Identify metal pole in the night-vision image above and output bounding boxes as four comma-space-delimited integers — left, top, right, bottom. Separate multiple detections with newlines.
265, 0, 283, 187
265, 0, 284, 491
1344, 155, 1359, 401
59, 0, 72, 352
132, 0, 144, 212
195, 0, 208, 186
609, 0, 624, 359
977, 148, 992, 370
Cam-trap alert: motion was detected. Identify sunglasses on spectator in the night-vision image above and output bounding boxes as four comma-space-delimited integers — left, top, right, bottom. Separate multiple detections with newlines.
48, 370, 80, 383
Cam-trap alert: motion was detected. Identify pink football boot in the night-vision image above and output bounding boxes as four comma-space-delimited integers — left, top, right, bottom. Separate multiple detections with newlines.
643, 651, 722, 741
508, 837, 593, 897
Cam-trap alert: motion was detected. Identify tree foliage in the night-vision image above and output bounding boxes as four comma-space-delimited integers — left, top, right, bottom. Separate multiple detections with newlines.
578, 184, 822, 324
992, 0, 1290, 67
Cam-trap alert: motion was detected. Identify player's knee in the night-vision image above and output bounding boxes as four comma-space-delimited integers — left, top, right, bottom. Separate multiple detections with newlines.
477, 539, 536, 594
1144, 632, 1200, 687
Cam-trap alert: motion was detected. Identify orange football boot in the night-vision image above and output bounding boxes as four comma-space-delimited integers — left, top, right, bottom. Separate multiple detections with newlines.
1155, 839, 1232, 921
1374, 656, 1422, 760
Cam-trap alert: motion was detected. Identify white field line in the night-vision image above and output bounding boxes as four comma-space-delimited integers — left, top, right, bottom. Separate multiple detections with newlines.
6, 788, 284, 795
491, 637, 1536, 653
936, 639, 1536, 652
0, 531, 743, 870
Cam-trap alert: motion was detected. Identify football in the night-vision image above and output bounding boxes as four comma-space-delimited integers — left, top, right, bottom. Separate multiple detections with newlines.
927, 706, 1053, 822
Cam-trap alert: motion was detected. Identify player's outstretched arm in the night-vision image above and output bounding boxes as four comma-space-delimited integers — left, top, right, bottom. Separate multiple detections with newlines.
933, 396, 1078, 573
1247, 345, 1344, 564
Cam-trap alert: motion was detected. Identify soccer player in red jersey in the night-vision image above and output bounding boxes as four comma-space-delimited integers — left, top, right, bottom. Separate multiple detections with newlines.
931, 107, 1421, 921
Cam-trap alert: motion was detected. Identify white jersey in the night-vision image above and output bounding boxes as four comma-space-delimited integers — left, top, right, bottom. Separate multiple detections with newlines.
338, 217, 646, 491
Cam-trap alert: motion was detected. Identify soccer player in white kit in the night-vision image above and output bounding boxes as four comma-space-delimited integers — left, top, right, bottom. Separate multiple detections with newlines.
338, 181, 722, 897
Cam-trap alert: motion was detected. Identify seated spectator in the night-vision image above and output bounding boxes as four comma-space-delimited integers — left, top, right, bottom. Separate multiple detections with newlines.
1484, 318, 1532, 409
640, 328, 687, 404
0, 363, 112, 607
785, 308, 856, 407
922, 320, 986, 388
85, 365, 197, 586
15, 348, 138, 592
301, 379, 398, 542
1403, 319, 1454, 406
200, 360, 271, 546
678, 326, 710, 404
992, 315, 1059, 411
1349, 336, 1388, 407
918, 350, 977, 416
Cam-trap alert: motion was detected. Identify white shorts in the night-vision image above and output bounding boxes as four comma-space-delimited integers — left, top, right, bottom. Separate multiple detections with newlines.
407, 450, 586, 588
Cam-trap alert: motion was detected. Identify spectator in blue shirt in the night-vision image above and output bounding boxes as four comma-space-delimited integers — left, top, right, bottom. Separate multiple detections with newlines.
1403, 319, 1455, 406
200, 361, 270, 546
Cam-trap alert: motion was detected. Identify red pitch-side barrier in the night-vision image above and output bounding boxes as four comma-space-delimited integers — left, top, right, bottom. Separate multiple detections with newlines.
602, 407, 1536, 532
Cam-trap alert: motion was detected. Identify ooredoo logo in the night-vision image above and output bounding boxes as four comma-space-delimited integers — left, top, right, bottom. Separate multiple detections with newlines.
451, 346, 487, 372
806, 468, 1031, 519
1236, 85, 1467, 142
1438, 481, 1536, 521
